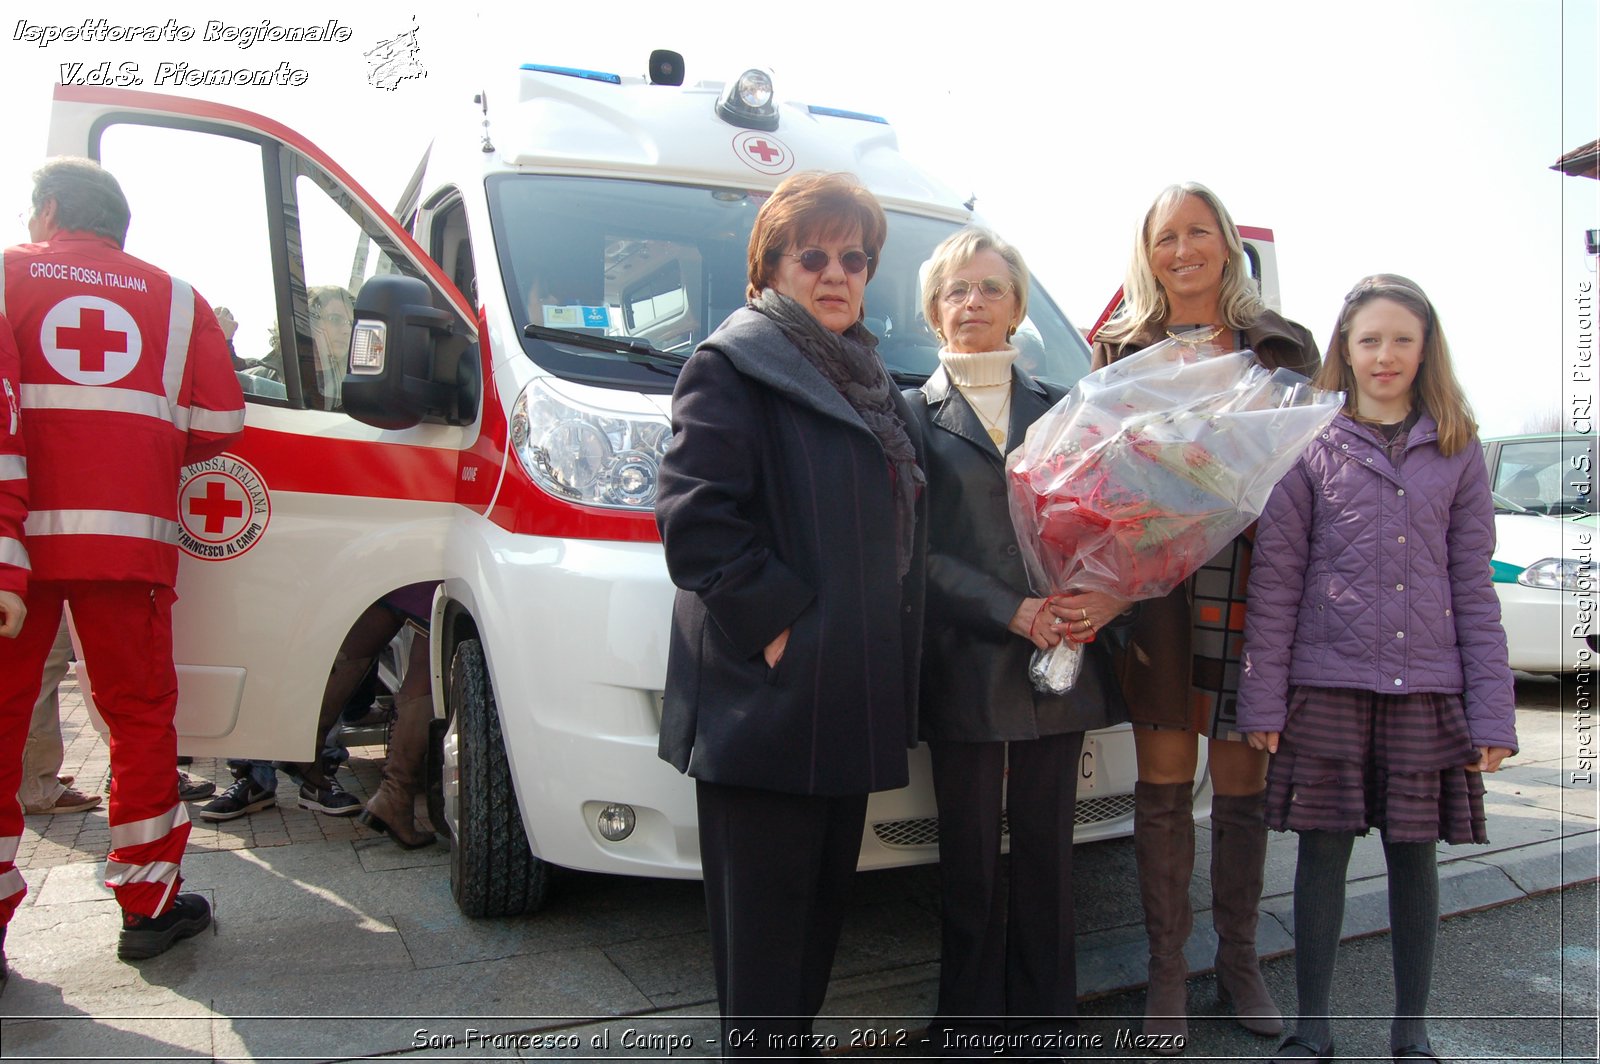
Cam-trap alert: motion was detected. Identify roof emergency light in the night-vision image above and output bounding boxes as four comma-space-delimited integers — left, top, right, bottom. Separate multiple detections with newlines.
716, 69, 778, 131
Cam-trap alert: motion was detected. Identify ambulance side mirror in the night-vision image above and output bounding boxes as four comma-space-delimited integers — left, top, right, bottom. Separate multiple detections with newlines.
343, 275, 476, 431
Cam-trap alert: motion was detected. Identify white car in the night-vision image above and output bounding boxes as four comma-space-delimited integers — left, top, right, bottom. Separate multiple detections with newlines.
1491, 493, 1595, 675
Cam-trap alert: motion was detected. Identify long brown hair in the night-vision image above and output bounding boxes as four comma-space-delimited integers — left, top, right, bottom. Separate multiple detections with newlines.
1314, 274, 1477, 456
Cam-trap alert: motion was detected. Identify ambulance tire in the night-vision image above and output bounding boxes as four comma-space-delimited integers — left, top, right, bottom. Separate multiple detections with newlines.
448, 638, 550, 916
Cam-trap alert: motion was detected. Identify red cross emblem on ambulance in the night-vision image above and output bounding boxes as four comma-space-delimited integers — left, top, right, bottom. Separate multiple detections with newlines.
732, 131, 794, 176
39, 296, 142, 386
176, 456, 272, 561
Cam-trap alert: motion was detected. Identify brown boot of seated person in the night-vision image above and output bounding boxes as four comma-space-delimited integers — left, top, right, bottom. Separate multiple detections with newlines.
358, 691, 435, 848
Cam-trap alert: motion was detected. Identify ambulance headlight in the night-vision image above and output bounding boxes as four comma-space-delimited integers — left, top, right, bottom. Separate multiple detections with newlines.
510, 378, 671, 511
717, 68, 778, 130
349, 321, 387, 375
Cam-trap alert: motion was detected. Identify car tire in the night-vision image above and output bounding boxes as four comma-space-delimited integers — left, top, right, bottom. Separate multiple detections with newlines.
447, 637, 549, 916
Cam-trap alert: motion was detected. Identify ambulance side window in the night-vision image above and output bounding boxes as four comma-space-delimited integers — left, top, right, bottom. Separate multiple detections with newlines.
94, 123, 286, 405
288, 165, 419, 413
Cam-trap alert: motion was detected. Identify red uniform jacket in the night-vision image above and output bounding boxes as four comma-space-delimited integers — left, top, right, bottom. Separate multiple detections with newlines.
0, 232, 245, 586
0, 314, 25, 596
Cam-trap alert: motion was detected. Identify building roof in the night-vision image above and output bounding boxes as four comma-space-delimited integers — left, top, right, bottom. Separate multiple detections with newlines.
1551, 139, 1599, 179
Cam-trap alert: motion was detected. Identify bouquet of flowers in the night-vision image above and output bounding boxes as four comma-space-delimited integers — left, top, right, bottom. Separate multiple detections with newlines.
1006, 330, 1342, 692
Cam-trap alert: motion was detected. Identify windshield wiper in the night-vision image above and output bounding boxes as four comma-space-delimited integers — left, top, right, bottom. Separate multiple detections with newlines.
522, 322, 689, 370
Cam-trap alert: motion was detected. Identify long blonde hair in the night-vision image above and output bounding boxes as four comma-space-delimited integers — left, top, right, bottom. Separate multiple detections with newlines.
1097, 182, 1264, 344
1314, 274, 1477, 456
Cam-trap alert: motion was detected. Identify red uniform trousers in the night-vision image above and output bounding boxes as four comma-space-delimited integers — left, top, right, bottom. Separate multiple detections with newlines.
0, 580, 189, 925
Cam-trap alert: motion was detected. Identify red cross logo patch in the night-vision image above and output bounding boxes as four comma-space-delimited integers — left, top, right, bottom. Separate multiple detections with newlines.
177, 455, 272, 561
732, 131, 795, 176
39, 296, 142, 385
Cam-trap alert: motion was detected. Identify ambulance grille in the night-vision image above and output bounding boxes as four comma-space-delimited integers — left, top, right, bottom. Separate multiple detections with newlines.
870, 793, 1136, 848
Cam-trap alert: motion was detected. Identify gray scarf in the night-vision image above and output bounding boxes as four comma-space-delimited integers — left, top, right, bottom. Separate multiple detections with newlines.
752, 289, 923, 579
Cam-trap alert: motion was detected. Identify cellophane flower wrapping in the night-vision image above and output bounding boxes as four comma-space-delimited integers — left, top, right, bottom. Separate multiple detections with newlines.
1006, 332, 1343, 692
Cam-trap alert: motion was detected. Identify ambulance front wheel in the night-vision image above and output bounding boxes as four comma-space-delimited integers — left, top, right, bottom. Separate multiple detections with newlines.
445, 637, 550, 916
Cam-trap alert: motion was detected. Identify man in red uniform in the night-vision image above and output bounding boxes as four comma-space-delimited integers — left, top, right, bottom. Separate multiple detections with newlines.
0, 312, 26, 983
0, 158, 245, 966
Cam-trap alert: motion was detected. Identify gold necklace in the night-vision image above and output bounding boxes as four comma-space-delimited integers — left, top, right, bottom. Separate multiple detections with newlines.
969, 388, 1012, 447
1165, 324, 1226, 345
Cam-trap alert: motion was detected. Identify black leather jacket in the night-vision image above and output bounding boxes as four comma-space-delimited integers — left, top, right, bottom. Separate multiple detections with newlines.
906, 365, 1125, 743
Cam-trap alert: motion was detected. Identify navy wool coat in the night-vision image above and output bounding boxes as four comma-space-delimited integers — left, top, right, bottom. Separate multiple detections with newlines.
655, 308, 928, 796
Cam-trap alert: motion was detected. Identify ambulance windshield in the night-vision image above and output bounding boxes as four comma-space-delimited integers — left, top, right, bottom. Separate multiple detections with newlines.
488, 175, 1093, 391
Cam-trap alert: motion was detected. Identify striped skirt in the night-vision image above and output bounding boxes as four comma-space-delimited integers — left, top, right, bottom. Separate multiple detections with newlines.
1264, 686, 1488, 844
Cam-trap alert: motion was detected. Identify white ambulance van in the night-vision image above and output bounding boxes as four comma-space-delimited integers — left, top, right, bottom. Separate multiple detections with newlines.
46, 60, 1236, 916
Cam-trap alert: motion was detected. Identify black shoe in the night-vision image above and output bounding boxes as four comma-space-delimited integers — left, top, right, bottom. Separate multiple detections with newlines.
1393, 1044, 1442, 1061
177, 772, 216, 802
1272, 1034, 1334, 1062
117, 893, 211, 960
298, 779, 361, 816
198, 778, 276, 822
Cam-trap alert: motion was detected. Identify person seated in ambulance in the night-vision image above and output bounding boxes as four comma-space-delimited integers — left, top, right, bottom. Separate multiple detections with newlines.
306, 285, 355, 409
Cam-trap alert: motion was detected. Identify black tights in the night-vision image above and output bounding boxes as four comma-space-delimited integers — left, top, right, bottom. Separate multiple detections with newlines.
1289, 830, 1438, 1051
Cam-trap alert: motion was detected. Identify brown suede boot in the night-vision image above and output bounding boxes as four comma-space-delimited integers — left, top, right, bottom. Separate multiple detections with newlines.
1135, 780, 1195, 1055
1210, 790, 1284, 1036
358, 693, 435, 849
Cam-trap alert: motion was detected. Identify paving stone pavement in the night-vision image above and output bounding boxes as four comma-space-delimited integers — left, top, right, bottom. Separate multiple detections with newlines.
0, 674, 1594, 1062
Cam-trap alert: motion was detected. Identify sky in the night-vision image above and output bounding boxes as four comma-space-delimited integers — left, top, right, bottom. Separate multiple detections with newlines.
2, 0, 1595, 436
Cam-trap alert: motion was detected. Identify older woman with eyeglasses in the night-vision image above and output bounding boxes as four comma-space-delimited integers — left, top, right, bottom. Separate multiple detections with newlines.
655, 171, 926, 1058
903, 227, 1125, 1054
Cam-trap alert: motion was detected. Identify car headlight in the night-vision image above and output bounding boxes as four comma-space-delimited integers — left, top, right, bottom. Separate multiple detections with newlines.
509, 378, 671, 510
1517, 556, 1587, 592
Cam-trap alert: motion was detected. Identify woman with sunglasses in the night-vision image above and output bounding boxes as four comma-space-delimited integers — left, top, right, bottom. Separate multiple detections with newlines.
656, 171, 926, 1058
1074, 182, 1320, 1054
906, 227, 1126, 1054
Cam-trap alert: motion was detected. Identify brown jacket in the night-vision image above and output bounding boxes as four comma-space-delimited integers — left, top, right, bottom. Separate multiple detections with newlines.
1089, 309, 1320, 727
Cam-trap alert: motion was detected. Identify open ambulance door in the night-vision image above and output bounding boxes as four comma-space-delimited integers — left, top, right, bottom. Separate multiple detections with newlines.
46, 85, 481, 762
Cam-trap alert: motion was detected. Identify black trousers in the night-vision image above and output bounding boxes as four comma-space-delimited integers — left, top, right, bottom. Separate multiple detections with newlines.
695, 780, 868, 1059
929, 731, 1085, 1046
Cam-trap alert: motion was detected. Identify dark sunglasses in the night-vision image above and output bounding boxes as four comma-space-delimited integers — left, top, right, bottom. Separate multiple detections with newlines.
785, 248, 872, 275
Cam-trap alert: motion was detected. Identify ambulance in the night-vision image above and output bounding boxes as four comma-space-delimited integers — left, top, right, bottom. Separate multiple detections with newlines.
44, 58, 1263, 916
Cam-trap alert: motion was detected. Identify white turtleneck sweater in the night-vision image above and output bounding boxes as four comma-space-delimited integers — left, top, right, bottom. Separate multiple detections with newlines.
939, 346, 1017, 449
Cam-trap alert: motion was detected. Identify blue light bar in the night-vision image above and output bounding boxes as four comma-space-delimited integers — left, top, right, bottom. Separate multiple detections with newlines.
520, 63, 622, 85
807, 105, 888, 124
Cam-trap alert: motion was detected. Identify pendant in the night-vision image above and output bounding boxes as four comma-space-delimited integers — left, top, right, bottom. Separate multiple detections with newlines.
988, 427, 1005, 446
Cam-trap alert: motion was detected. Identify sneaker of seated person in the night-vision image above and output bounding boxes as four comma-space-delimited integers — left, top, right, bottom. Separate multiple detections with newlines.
177, 772, 216, 802
198, 778, 277, 822
298, 778, 362, 816
117, 893, 211, 960
24, 786, 102, 815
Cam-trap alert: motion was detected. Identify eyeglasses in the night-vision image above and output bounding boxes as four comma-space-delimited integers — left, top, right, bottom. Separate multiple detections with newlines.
942, 276, 1014, 304
785, 248, 873, 275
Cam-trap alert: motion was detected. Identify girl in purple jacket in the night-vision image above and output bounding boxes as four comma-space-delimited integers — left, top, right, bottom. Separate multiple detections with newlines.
1239, 274, 1517, 1063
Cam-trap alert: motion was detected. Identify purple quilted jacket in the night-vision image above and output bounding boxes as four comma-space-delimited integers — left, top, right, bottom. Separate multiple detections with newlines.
1238, 411, 1518, 752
